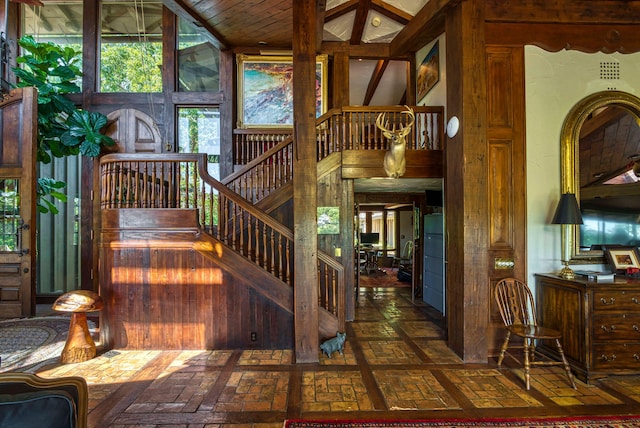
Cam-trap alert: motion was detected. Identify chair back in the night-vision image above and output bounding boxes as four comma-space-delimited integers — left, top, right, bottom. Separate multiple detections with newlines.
494, 278, 537, 327
402, 240, 413, 258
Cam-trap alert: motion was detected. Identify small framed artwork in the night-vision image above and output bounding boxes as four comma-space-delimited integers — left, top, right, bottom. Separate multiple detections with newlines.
605, 246, 640, 272
236, 54, 328, 128
416, 41, 440, 102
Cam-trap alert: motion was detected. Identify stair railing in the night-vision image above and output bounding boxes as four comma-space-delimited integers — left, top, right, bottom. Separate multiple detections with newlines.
100, 153, 294, 284
227, 106, 444, 205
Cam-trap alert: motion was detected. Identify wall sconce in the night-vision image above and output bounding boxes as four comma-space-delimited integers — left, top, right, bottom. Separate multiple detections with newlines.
551, 193, 583, 279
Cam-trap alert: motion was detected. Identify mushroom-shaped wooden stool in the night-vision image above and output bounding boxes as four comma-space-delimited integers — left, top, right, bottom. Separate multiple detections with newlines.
52, 290, 104, 364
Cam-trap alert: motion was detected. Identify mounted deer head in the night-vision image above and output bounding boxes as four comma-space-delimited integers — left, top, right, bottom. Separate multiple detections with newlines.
375, 106, 415, 178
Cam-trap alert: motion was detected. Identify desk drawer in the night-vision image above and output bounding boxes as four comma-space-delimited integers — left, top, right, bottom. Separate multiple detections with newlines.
593, 314, 640, 340
592, 343, 640, 370
593, 290, 640, 311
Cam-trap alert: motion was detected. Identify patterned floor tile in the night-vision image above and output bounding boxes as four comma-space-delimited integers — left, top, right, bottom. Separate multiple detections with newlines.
350, 321, 398, 338
360, 340, 423, 365
599, 374, 640, 403
373, 369, 460, 410
238, 350, 293, 365
513, 368, 623, 406
302, 371, 373, 412
215, 371, 289, 412
319, 341, 357, 365
395, 320, 443, 338
413, 339, 463, 364
444, 368, 543, 408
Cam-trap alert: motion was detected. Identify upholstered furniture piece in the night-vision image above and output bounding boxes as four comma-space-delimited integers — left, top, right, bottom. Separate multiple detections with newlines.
535, 273, 640, 383
52, 290, 104, 363
0, 372, 88, 428
494, 277, 576, 390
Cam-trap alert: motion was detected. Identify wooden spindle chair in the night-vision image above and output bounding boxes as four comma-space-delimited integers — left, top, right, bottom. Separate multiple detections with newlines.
493, 277, 576, 390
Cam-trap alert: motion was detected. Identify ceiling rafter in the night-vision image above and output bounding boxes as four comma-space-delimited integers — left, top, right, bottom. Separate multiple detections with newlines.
324, 0, 359, 21
163, 0, 229, 49
350, 0, 372, 45
363, 59, 388, 105
370, 0, 412, 25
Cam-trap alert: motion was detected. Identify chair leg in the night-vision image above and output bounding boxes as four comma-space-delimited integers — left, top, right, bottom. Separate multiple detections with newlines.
523, 338, 532, 390
555, 339, 577, 389
497, 331, 510, 366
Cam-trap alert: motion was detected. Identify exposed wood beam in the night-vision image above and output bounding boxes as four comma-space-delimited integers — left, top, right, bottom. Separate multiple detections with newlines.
325, 0, 358, 21
162, 0, 228, 50
389, 0, 457, 56
370, 0, 411, 25
350, 0, 370, 45
363, 59, 388, 106
316, 0, 327, 52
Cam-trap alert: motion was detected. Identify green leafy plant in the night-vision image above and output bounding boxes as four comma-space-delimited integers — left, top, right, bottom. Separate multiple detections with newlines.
12, 35, 115, 213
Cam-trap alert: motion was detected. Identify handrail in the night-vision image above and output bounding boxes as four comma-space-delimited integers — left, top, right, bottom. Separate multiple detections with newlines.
100, 153, 294, 284
227, 105, 444, 205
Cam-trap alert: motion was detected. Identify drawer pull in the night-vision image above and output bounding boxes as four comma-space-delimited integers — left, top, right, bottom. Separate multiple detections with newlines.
601, 325, 616, 333
635, 354, 640, 361
634, 325, 640, 332
600, 353, 617, 362
600, 297, 616, 305
633, 297, 640, 304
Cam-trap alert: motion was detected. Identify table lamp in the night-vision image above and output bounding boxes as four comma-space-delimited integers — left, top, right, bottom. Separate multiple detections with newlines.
551, 193, 583, 279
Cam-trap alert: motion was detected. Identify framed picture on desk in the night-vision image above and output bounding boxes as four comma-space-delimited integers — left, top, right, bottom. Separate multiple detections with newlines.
605, 246, 640, 272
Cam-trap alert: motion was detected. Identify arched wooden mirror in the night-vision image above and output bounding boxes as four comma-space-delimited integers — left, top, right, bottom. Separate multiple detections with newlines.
561, 90, 640, 264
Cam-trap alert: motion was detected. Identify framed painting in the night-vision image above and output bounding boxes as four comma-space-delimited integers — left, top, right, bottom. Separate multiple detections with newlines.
237, 54, 328, 128
605, 246, 640, 272
416, 41, 440, 102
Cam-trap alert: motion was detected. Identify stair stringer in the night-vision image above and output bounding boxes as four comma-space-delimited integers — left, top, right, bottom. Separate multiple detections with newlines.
194, 232, 339, 340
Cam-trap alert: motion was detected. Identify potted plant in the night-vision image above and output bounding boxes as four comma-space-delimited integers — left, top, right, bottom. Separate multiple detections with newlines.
12, 35, 115, 213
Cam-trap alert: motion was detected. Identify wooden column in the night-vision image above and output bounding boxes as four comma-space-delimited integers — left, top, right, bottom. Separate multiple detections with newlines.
293, 0, 319, 363
445, 0, 489, 363
332, 51, 350, 108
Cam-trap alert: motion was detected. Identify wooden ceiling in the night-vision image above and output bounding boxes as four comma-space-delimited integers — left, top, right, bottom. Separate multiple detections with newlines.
165, 0, 450, 56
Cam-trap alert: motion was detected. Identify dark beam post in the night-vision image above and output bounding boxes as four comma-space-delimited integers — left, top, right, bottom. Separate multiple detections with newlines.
293, 0, 319, 363
445, 0, 489, 363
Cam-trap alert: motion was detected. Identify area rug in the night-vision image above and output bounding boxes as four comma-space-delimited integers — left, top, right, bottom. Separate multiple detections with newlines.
284, 415, 640, 428
359, 268, 410, 288
0, 316, 76, 373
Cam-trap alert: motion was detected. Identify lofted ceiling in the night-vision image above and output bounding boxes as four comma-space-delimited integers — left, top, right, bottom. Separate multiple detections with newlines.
18, 0, 448, 195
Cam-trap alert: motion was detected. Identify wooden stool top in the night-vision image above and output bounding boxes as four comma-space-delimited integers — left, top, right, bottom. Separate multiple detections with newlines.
52, 290, 104, 313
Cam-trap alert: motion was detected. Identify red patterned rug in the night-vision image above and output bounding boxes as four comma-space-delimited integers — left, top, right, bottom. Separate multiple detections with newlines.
284, 415, 640, 428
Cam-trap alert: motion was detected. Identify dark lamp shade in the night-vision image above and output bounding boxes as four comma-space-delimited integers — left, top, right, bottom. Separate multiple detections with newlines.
551, 193, 584, 225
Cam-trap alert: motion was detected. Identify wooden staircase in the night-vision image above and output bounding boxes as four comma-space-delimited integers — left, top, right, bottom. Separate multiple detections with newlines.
98, 106, 443, 350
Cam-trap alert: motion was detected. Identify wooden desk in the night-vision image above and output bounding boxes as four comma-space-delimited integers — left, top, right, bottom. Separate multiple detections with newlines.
535, 274, 640, 383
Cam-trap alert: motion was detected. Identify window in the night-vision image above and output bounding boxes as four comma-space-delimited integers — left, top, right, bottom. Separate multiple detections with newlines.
0, 179, 20, 252
177, 107, 220, 179
178, 17, 220, 91
100, 0, 162, 92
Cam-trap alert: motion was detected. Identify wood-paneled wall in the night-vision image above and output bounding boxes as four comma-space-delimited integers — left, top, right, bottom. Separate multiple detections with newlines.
99, 210, 293, 350
485, 46, 526, 355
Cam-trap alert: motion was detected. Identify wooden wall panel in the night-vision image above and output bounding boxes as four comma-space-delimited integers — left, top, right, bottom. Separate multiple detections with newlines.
488, 141, 513, 248
486, 46, 526, 355
100, 238, 293, 350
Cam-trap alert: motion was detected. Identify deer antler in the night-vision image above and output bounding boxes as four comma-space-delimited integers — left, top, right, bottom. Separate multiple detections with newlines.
375, 106, 415, 137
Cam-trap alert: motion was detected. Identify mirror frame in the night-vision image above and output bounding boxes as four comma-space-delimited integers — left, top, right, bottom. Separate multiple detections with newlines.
561, 90, 640, 264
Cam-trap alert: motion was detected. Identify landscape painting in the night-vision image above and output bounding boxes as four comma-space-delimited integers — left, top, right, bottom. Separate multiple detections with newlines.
417, 41, 440, 102
237, 54, 327, 128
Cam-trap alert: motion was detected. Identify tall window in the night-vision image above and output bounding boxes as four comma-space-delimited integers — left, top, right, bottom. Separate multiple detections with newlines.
21, 1, 83, 296
178, 17, 220, 91
100, 0, 163, 92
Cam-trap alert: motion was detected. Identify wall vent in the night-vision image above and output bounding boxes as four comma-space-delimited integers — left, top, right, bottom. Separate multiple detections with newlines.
600, 61, 620, 80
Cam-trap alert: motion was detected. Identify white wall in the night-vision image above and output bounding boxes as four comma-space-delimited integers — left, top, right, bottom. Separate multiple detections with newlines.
525, 46, 640, 285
